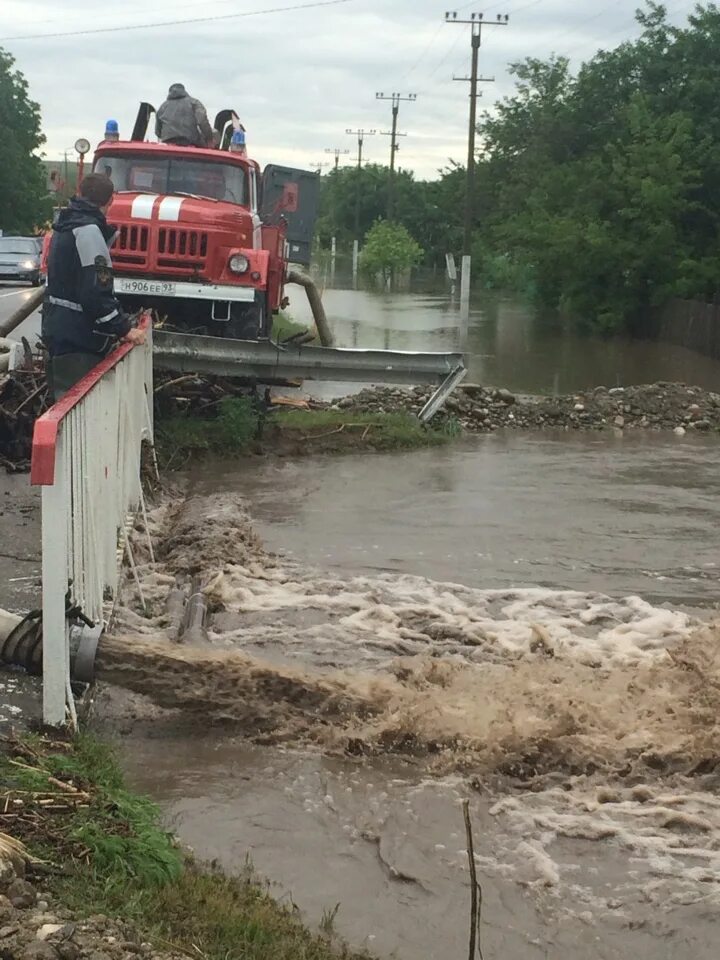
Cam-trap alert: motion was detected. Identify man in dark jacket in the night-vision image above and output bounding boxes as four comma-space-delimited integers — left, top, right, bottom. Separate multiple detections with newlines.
156, 83, 214, 147
42, 173, 146, 400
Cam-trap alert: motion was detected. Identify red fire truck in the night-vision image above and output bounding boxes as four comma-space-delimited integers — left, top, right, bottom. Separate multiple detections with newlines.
89, 107, 319, 340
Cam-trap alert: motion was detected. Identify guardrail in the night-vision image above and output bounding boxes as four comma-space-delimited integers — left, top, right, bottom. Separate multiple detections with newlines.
154, 330, 466, 385
30, 315, 153, 726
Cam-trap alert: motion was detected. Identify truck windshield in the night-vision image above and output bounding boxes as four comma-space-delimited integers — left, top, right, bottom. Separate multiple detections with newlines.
94, 155, 248, 204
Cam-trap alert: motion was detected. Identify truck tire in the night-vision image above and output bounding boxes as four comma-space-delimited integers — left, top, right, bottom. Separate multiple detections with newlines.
227, 292, 268, 341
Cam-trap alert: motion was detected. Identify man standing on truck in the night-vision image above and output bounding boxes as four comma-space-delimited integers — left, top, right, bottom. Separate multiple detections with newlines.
42, 173, 146, 401
156, 83, 214, 147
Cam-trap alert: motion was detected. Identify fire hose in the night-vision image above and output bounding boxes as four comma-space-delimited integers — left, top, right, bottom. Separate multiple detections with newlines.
0, 596, 102, 683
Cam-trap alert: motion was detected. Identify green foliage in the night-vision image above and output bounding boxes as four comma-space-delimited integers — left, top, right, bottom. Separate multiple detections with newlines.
217, 396, 260, 447
272, 310, 313, 343
359, 220, 423, 286
0, 47, 51, 232
472, 2, 720, 332
316, 162, 464, 268
158, 396, 260, 459
316, 4, 720, 331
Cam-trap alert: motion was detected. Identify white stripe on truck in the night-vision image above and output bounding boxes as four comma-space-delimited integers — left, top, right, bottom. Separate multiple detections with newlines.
158, 197, 184, 221
131, 195, 158, 219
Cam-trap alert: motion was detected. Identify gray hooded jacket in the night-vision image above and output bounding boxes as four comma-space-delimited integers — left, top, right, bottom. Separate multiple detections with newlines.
156, 84, 214, 147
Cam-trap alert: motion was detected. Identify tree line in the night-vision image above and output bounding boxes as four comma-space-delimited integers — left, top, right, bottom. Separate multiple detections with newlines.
0, 48, 51, 234
319, 3, 720, 334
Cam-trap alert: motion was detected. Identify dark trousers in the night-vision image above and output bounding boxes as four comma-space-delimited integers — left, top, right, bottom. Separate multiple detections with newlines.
48, 353, 102, 403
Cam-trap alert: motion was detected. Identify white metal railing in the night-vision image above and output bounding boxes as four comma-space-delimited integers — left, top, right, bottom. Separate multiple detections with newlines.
31, 317, 153, 726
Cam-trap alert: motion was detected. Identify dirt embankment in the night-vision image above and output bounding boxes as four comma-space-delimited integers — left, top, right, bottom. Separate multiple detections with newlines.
0, 857, 182, 960
326, 381, 720, 434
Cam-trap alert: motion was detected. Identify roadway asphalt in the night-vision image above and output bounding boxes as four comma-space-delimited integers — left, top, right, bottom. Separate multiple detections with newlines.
0, 283, 42, 345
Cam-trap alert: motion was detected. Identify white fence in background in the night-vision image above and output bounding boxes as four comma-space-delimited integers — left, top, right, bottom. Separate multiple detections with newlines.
31, 318, 153, 726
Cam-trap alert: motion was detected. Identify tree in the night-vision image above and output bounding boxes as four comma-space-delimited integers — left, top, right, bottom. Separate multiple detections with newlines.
359, 220, 423, 287
472, 2, 720, 331
0, 47, 51, 234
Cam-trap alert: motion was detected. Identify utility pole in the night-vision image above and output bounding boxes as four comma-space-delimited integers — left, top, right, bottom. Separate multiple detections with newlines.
324, 149, 348, 285
346, 127, 377, 288
325, 147, 350, 170
375, 92, 416, 220
346, 128, 377, 236
325, 147, 350, 287
445, 11, 509, 257
446, 11, 509, 339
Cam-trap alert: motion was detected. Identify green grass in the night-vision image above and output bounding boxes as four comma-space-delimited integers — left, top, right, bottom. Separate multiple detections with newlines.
1, 735, 368, 960
157, 396, 260, 459
272, 310, 314, 344
156, 400, 460, 464
274, 408, 459, 451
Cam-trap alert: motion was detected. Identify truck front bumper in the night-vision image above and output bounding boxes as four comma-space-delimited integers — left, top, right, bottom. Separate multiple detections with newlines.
115, 278, 256, 302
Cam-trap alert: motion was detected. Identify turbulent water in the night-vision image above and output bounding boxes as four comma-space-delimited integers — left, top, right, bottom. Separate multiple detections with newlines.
93, 486, 720, 957
109, 495, 718, 768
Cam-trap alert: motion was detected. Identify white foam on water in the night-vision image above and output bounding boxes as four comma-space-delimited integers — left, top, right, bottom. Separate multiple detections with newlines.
490, 782, 720, 906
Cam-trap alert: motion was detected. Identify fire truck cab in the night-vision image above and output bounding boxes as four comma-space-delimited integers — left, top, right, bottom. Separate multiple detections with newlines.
95, 112, 318, 341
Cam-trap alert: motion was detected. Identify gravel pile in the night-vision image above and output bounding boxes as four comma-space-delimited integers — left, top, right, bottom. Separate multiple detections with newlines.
327, 382, 720, 434
0, 859, 181, 960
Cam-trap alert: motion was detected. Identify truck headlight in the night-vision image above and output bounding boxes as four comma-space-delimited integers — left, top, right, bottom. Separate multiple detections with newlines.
229, 254, 249, 274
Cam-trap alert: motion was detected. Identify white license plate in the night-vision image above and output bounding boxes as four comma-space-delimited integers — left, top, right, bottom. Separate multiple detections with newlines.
117, 279, 176, 297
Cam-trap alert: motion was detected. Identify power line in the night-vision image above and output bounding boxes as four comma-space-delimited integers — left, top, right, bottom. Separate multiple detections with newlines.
7, 0, 252, 31
1, 0, 358, 41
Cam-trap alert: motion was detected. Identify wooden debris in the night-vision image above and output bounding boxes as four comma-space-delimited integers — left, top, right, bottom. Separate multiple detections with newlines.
0, 351, 50, 472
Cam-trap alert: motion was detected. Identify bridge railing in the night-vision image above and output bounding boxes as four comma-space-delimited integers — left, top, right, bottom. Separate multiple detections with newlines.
30, 315, 153, 726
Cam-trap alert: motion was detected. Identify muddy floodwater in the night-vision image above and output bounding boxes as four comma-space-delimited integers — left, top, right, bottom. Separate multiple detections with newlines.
119, 293, 720, 960
289, 289, 720, 395
197, 432, 720, 610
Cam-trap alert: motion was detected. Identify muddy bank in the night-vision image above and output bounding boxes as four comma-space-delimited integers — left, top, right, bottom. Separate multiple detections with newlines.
325, 381, 720, 434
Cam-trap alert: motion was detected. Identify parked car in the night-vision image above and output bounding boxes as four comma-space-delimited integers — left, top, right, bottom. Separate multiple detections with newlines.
0, 236, 42, 286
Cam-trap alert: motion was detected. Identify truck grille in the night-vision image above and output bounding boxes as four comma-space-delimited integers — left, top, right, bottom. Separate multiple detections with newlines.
111, 224, 210, 275
116, 225, 149, 252
158, 228, 208, 257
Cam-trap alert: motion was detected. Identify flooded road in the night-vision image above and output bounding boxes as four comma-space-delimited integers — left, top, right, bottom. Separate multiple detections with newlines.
289, 289, 720, 394
118, 290, 720, 960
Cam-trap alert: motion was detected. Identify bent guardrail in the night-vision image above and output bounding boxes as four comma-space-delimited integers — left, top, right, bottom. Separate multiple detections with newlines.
30, 315, 153, 726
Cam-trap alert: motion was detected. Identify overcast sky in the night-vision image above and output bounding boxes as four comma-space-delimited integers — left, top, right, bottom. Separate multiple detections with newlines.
0, 0, 702, 180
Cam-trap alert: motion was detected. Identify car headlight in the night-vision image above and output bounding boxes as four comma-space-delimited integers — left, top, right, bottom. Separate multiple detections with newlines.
21, 260, 36, 270
229, 254, 249, 274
